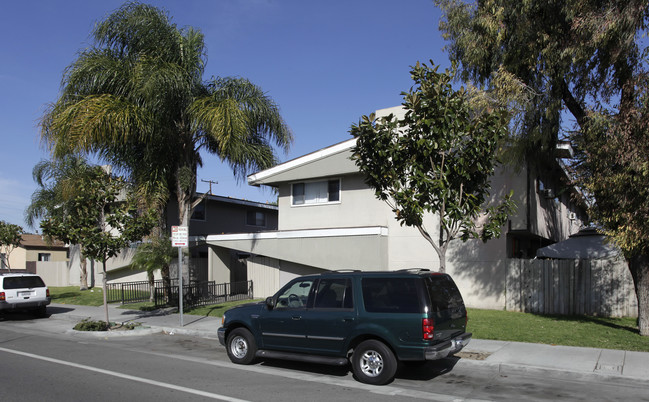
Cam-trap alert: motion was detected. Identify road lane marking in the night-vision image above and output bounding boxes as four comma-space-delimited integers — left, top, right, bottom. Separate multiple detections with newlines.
0, 346, 250, 402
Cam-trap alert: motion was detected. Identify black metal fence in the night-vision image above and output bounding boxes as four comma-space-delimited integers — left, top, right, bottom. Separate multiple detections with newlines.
155, 280, 253, 309
106, 279, 178, 304
106, 279, 253, 309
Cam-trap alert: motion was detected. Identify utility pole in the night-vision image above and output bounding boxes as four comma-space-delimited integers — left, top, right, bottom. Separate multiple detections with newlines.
201, 179, 218, 195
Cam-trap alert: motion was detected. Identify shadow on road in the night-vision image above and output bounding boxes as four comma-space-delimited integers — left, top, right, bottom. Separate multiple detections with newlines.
256, 356, 460, 382
397, 358, 459, 381
44, 306, 75, 315
0, 310, 52, 321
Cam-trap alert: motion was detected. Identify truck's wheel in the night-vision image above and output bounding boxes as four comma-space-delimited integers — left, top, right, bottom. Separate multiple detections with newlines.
351, 340, 397, 385
226, 328, 257, 365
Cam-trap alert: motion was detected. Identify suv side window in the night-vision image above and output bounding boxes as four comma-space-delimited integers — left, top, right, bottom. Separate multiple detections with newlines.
362, 277, 420, 313
424, 275, 464, 312
313, 278, 353, 309
275, 279, 313, 309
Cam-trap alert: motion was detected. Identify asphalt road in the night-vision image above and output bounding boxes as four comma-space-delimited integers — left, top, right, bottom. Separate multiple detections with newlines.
1, 315, 648, 401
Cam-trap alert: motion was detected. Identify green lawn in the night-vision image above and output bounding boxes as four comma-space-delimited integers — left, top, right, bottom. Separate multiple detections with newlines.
50, 286, 106, 306
49, 287, 649, 352
467, 308, 649, 352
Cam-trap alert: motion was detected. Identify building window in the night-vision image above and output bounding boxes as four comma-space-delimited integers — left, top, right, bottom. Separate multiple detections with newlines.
191, 200, 206, 221
246, 211, 266, 227
38, 253, 51, 262
292, 179, 340, 205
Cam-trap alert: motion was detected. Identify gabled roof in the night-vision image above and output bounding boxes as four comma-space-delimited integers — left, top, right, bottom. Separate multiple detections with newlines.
20, 234, 67, 249
248, 139, 359, 186
247, 106, 407, 187
200, 193, 278, 211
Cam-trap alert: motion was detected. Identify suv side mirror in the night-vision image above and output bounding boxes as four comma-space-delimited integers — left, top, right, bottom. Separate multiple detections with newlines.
265, 296, 275, 310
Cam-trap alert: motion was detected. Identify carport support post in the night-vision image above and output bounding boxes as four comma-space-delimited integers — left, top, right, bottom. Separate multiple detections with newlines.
178, 246, 183, 327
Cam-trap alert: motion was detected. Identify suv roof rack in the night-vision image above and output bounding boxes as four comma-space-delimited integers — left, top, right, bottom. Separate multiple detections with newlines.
324, 269, 361, 274
397, 268, 431, 273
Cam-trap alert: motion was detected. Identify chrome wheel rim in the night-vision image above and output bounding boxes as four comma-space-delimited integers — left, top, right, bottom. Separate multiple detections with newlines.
359, 350, 384, 377
230, 335, 248, 359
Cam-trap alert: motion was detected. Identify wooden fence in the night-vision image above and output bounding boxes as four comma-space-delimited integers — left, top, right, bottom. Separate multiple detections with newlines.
506, 258, 638, 317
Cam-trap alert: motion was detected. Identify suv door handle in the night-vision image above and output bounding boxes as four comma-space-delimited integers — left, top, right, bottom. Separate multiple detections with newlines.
343, 318, 355, 322
291, 316, 302, 320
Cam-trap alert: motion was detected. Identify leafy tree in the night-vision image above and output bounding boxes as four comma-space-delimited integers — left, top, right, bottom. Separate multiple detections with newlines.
435, 0, 649, 335
350, 62, 515, 272
40, 2, 292, 280
26, 156, 97, 289
129, 235, 176, 302
0, 221, 24, 270
41, 166, 155, 326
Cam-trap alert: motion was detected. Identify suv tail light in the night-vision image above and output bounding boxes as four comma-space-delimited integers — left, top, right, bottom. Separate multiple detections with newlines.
0, 292, 5, 301
422, 318, 434, 340
46, 289, 50, 297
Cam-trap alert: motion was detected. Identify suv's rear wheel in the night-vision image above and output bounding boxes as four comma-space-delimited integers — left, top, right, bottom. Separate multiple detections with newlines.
352, 340, 397, 385
226, 328, 257, 365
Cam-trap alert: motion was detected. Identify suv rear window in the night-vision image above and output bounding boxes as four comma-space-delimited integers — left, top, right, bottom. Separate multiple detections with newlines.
362, 278, 420, 313
424, 275, 464, 312
3, 276, 46, 289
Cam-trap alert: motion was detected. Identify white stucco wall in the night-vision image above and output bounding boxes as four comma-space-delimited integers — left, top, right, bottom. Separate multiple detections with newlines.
277, 174, 391, 231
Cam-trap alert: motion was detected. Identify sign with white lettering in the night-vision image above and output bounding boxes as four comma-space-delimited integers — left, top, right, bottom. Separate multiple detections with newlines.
171, 226, 189, 247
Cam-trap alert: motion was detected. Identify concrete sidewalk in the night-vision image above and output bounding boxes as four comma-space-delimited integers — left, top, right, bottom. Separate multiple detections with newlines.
45, 303, 649, 385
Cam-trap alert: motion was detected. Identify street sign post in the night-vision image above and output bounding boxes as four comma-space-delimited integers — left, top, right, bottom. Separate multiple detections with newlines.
171, 226, 188, 326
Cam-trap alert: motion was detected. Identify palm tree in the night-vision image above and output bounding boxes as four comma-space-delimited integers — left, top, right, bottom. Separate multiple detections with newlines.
129, 235, 176, 302
26, 156, 97, 290
40, 2, 292, 280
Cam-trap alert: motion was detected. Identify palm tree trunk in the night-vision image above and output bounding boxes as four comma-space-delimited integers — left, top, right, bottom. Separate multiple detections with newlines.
148, 271, 155, 303
175, 162, 196, 285
162, 263, 171, 304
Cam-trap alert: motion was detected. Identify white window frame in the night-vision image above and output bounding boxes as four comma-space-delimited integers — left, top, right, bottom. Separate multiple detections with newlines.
291, 179, 341, 206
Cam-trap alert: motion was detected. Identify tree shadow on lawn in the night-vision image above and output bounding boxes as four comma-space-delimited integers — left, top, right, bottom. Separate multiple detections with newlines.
535, 313, 640, 335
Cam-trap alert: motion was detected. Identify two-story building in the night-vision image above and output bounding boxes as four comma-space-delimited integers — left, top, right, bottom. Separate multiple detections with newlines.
206, 107, 587, 309
1, 234, 69, 272
55, 193, 278, 287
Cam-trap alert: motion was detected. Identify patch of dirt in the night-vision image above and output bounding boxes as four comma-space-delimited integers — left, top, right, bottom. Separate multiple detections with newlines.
455, 351, 491, 360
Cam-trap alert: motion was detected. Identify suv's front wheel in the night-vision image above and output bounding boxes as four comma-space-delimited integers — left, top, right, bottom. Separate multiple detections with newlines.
351, 340, 397, 385
226, 328, 257, 365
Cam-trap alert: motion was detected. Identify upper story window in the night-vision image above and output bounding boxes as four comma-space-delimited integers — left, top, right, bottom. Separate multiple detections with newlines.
246, 211, 266, 227
38, 253, 51, 262
292, 179, 340, 206
191, 200, 206, 221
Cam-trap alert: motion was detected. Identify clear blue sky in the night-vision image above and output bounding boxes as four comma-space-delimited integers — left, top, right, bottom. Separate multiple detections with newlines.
0, 0, 450, 230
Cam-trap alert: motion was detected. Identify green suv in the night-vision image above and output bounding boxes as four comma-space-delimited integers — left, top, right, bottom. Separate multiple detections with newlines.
217, 269, 471, 385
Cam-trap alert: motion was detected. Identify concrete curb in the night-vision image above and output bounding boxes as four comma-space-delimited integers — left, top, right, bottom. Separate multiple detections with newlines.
64, 324, 220, 340
65, 327, 163, 338
455, 356, 649, 387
